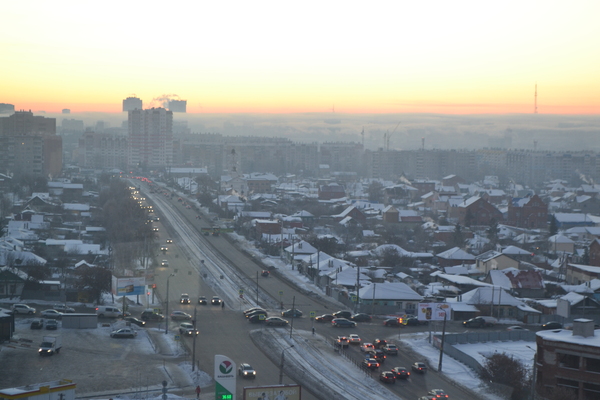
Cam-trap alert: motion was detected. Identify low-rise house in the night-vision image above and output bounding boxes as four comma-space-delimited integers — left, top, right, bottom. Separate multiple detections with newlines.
548, 234, 576, 254
432, 272, 492, 293
566, 263, 600, 285
485, 268, 545, 298
0, 266, 27, 298
436, 247, 476, 267
448, 196, 503, 227
357, 282, 423, 315
507, 194, 548, 229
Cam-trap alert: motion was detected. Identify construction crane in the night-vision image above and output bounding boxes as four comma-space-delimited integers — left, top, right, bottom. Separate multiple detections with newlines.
383, 121, 401, 151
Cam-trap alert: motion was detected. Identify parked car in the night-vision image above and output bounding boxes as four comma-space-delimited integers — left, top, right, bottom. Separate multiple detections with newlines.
30, 319, 44, 329
379, 371, 396, 384
53, 304, 75, 313
374, 339, 388, 349
350, 313, 372, 322
427, 389, 449, 398
348, 334, 361, 344
211, 296, 222, 305
384, 318, 401, 327
336, 336, 350, 348
391, 366, 410, 379
315, 314, 335, 322
360, 343, 375, 352
361, 358, 380, 370
170, 311, 192, 320
265, 317, 288, 326
110, 328, 137, 338
383, 344, 399, 355
12, 304, 36, 315
95, 306, 123, 318
141, 309, 164, 321
179, 322, 199, 336
198, 296, 207, 305
507, 326, 529, 331
541, 321, 563, 330
333, 310, 353, 319
125, 317, 146, 327
40, 309, 63, 320
332, 318, 357, 328
45, 320, 58, 330
238, 363, 256, 379
180, 293, 191, 304
281, 308, 303, 318
412, 362, 428, 373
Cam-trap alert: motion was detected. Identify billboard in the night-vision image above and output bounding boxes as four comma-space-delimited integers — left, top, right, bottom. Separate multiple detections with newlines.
418, 302, 451, 321
112, 276, 146, 296
243, 385, 301, 400
215, 355, 236, 400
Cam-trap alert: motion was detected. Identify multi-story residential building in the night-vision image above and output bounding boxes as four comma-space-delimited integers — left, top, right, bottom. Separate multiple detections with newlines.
122, 96, 142, 112
128, 108, 173, 169
319, 142, 364, 174
76, 129, 128, 170
507, 194, 548, 229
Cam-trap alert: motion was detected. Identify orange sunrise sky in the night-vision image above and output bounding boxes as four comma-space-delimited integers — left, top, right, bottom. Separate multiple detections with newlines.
2, 1, 599, 115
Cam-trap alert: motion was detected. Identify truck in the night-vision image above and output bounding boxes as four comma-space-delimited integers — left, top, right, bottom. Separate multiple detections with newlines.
39, 335, 62, 356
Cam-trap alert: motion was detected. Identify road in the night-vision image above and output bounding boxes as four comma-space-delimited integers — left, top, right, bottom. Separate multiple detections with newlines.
141, 182, 484, 400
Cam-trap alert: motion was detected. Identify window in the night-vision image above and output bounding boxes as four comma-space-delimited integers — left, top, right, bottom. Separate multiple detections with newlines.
558, 353, 580, 369
586, 357, 600, 373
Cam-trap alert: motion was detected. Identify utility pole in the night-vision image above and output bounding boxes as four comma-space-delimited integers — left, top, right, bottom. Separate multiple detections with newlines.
438, 311, 447, 372
192, 307, 197, 371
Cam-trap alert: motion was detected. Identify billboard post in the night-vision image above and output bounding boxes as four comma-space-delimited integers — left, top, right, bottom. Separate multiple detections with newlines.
214, 355, 236, 400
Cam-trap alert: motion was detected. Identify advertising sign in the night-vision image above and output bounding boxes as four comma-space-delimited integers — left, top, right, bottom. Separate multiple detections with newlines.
112, 276, 146, 296
214, 355, 236, 400
243, 384, 301, 400
417, 302, 451, 321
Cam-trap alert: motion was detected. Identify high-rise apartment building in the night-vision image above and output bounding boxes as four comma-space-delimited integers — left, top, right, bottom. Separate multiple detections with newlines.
168, 100, 187, 113
122, 97, 143, 112
128, 108, 173, 169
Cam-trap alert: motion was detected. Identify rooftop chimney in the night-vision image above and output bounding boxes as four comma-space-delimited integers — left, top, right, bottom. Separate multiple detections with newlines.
573, 318, 594, 338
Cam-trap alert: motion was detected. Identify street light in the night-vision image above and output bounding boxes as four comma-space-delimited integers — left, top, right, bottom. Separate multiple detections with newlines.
165, 273, 175, 334
526, 345, 537, 400
278, 344, 295, 385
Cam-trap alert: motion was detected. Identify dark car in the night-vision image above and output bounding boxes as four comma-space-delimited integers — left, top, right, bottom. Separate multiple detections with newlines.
333, 310, 353, 319
463, 317, 487, 328
315, 314, 335, 322
383, 344, 399, 355
404, 316, 427, 326
198, 296, 207, 305
281, 308, 303, 318
141, 309, 165, 321
391, 366, 410, 379
332, 318, 357, 328
265, 317, 288, 326
45, 319, 58, 330
427, 389, 449, 399
384, 318, 401, 327
248, 314, 267, 323
412, 362, 428, 373
30, 319, 44, 329
368, 349, 387, 363
125, 317, 147, 327
379, 371, 396, 384
179, 293, 191, 304
211, 296, 222, 305
350, 313, 372, 322
361, 358, 380, 370
374, 339, 388, 349
541, 321, 563, 330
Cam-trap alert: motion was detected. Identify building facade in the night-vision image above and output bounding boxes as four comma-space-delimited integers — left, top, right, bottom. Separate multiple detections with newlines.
128, 108, 173, 169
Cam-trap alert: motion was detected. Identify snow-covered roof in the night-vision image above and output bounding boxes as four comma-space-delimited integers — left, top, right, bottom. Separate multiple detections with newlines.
537, 324, 600, 348
436, 273, 491, 287
502, 245, 531, 255
358, 282, 423, 301
436, 247, 475, 260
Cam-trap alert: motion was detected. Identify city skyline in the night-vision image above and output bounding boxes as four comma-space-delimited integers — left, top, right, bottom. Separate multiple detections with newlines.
2, 1, 599, 115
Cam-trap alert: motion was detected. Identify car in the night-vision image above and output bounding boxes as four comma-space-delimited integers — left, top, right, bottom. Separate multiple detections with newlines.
361, 358, 380, 370
541, 321, 563, 330
315, 314, 335, 322
360, 343, 375, 352
141, 309, 164, 321
238, 363, 256, 379
198, 296, 207, 305
336, 336, 350, 348
379, 371, 396, 384
152, 227, 159, 232
403, 316, 427, 326
53, 304, 75, 313
507, 326, 529, 331
110, 328, 137, 338
333, 310, 353, 319
383, 344, 399, 355
463, 316, 497, 328
166, 239, 173, 243
391, 366, 410, 379
373, 339, 388, 349
281, 308, 303, 318
211, 296, 222, 305
348, 334, 361, 344
350, 313, 372, 322
368, 349, 387, 363
125, 317, 146, 327
170, 311, 192, 320
265, 317, 288, 326
11, 304, 36, 315
332, 318, 357, 328
244, 307, 266, 315
248, 314, 267, 323
40, 309, 63, 319
45, 319, 58, 330
30, 319, 44, 329
179, 322, 199, 336
246, 309, 268, 319
160, 260, 169, 267
160, 246, 168, 252
427, 389, 449, 398
180, 294, 191, 304
153, 216, 160, 221
412, 362, 428, 373
384, 318, 401, 327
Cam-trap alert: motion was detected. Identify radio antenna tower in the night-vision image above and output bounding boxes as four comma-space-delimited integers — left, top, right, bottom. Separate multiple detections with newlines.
534, 83, 538, 114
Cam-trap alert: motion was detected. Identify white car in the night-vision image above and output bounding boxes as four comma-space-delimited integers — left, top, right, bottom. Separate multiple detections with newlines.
53, 304, 75, 313
161, 260, 169, 267
110, 328, 137, 338
40, 309, 63, 319
360, 343, 375, 352
348, 334, 361, 344
11, 304, 36, 315
170, 311, 192, 320
507, 326, 529, 331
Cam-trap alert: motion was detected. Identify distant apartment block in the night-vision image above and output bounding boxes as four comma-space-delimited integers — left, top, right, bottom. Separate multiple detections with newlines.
76, 129, 128, 170
0, 103, 15, 114
168, 100, 187, 112
61, 118, 84, 133
128, 107, 173, 169
122, 96, 143, 112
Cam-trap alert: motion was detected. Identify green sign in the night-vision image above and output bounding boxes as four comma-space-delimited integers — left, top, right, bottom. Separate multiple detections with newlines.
310, 311, 316, 317
278, 290, 284, 296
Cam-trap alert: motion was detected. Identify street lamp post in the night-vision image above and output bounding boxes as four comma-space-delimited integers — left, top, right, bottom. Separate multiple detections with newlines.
526, 345, 537, 400
278, 345, 295, 385
165, 273, 175, 334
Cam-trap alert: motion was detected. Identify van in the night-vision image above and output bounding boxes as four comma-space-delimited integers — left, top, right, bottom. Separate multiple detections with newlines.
95, 306, 123, 318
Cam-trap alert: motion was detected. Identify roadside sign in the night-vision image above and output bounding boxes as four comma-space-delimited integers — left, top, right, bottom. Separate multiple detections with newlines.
174, 335, 181, 341
278, 290, 284, 296
238, 289, 244, 295
310, 311, 316, 318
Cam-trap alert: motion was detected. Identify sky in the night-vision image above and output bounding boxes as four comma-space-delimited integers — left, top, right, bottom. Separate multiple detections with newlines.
2, 1, 599, 115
